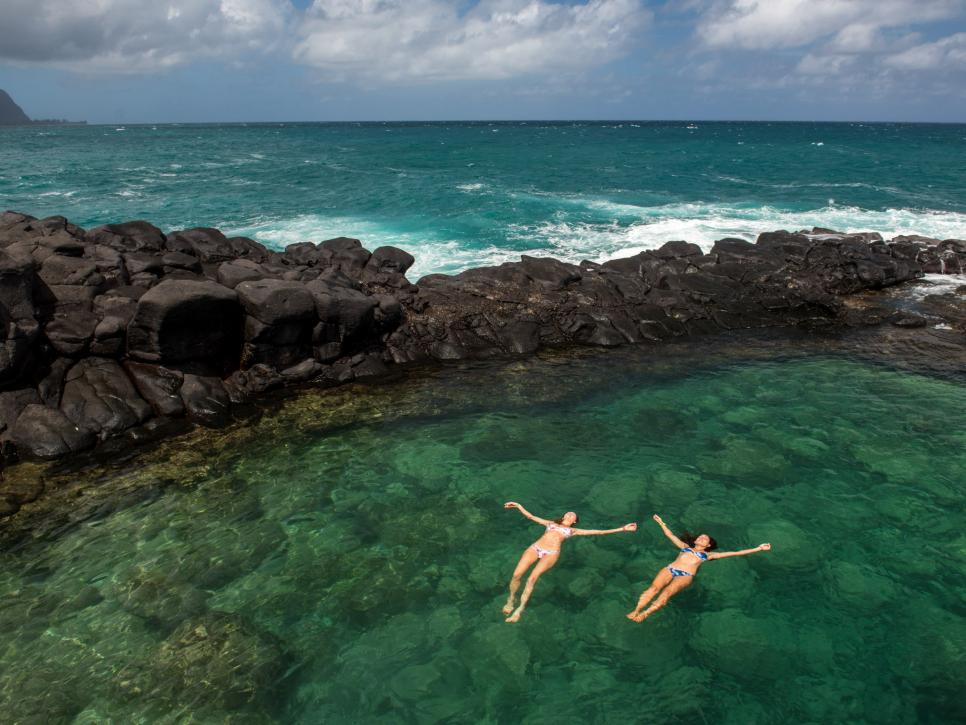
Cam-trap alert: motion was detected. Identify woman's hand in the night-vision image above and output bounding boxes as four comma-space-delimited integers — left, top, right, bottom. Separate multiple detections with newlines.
652, 514, 665, 526
504, 501, 520, 510
758, 543, 771, 551
624, 523, 638, 532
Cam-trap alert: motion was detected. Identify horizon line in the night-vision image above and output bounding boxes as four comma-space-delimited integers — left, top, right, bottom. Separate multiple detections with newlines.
10, 118, 966, 126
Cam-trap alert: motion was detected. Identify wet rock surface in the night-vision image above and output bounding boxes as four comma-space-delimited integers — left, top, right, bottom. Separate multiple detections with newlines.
0, 210, 963, 473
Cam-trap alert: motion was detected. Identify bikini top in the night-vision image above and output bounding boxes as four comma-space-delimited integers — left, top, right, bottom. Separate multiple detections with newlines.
681, 547, 709, 561
546, 523, 574, 538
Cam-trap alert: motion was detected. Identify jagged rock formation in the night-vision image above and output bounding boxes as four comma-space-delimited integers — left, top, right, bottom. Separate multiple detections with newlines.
0, 210, 964, 481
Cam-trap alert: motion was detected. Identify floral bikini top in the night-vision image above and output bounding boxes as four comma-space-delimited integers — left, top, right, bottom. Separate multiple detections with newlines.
546, 523, 574, 537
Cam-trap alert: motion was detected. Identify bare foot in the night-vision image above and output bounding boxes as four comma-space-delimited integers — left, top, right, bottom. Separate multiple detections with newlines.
632, 612, 649, 623
502, 602, 515, 615
505, 609, 522, 623
626, 611, 640, 621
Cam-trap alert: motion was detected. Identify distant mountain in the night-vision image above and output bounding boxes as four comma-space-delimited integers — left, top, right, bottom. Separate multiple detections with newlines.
0, 89, 31, 125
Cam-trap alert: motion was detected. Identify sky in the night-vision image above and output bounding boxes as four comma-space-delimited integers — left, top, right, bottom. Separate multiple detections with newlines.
1, 0, 965, 123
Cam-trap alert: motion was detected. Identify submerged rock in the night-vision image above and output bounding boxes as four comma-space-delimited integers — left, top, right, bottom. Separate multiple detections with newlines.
155, 611, 289, 710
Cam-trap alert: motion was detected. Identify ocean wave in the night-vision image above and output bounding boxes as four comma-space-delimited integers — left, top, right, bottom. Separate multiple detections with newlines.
509, 203, 966, 265
225, 203, 966, 279
228, 214, 521, 279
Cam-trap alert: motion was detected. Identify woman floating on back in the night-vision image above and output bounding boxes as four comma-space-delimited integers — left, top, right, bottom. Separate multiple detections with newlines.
627, 514, 771, 622
503, 501, 637, 623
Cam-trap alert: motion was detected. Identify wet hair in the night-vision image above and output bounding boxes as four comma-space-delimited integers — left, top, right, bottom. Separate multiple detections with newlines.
555, 513, 579, 525
680, 530, 717, 551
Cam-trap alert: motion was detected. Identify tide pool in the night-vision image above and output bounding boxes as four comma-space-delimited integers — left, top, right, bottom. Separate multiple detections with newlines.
0, 342, 963, 723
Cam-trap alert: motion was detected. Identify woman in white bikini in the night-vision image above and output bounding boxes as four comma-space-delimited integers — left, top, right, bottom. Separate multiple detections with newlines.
626, 514, 771, 622
502, 501, 637, 622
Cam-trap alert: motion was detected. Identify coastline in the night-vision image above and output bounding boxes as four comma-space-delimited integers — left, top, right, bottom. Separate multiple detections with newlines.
0, 209, 964, 526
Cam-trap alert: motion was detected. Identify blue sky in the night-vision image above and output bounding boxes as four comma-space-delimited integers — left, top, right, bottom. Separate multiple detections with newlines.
1, 1, 965, 123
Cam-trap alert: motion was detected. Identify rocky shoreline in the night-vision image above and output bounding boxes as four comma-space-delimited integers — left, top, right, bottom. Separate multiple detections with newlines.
1, 210, 964, 485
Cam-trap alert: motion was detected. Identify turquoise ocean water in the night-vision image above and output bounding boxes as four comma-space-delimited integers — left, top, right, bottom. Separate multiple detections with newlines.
0, 124, 965, 722
2, 121, 966, 277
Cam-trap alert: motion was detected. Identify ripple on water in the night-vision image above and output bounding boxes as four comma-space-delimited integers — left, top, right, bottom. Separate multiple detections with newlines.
0, 348, 964, 722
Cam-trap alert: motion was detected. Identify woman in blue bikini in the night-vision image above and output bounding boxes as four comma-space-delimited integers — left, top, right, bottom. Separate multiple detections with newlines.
627, 514, 771, 622
503, 501, 637, 623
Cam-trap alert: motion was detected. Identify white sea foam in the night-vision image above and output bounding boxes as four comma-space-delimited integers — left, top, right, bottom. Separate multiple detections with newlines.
907, 273, 966, 299
228, 214, 520, 279
506, 201, 966, 265
456, 183, 486, 192
37, 190, 76, 198
227, 203, 966, 278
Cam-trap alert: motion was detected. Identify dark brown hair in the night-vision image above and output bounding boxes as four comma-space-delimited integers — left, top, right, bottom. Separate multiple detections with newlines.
680, 530, 717, 551
555, 513, 579, 525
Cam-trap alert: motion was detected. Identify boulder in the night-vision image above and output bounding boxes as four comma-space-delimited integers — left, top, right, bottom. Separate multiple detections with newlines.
235, 279, 317, 367
127, 279, 242, 370
36, 357, 72, 406
0, 387, 40, 437
85, 244, 128, 287
44, 310, 98, 356
306, 279, 377, 355
519, 255, 582, 290
123, 252, 165, 277
166, 228, 270, 264
0, 249, 37, 320
224, 364, 286, 401
282, 241, 327, 267
90, 293, 139, 356
180, 374, 231, 423
9, 404, 97, 458
162, 251, 203, 274
320, 236, 371, 277
124, 361, 185, 417
365, 246, 415, 275
59, 358, 152, 437
216, 259, 267, 289
86, 220, 166, 253
654, 240, 703, 258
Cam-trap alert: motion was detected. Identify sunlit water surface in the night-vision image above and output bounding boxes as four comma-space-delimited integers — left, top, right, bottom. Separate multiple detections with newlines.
0, 343, 964, 723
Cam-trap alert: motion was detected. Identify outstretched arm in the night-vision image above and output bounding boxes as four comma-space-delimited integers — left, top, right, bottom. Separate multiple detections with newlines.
709, 543, 771, 560
652, 515, 687, 549
572, 523, 638, 536
503, 501, 552, 526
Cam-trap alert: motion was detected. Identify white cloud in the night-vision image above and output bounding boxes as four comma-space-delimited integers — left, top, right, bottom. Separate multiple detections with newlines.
697, 0, 963, 51
796, 52, 855, 76
0, 0, 294, 72
884, 32, 966, 70
294, 0, 650, 82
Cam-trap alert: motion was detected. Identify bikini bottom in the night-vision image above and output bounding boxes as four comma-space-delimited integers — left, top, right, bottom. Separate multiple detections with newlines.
532, 545, 559, 559
667, 567, 693, 578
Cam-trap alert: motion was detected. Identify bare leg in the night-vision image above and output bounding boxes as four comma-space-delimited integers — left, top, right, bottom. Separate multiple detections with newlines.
504, 547, 538, 615
627, 567, 673, 621
506, 554, 558, 623
635, 577, 692, 622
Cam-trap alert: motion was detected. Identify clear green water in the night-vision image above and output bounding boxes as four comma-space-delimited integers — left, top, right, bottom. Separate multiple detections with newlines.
1, 346, 964, 723
3, 122, 966, 277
